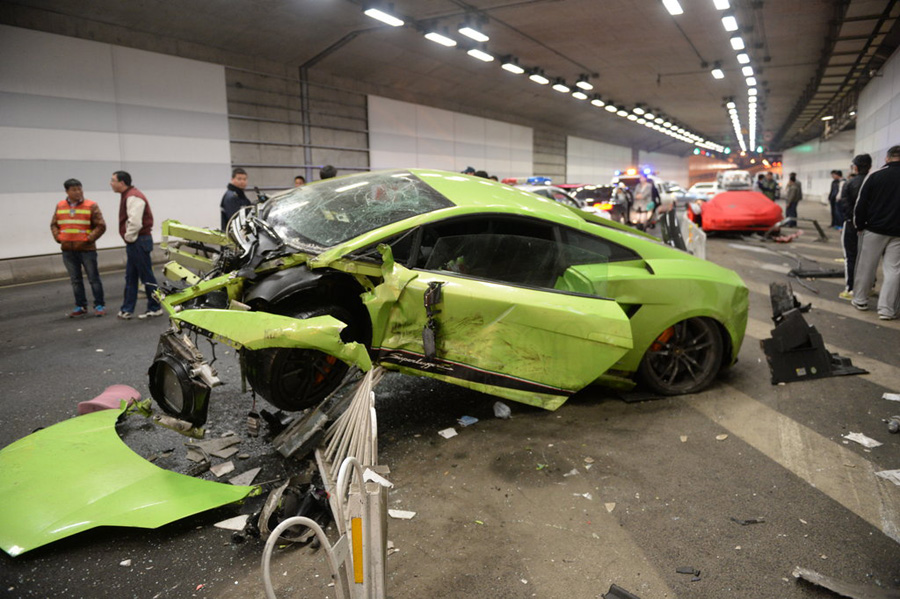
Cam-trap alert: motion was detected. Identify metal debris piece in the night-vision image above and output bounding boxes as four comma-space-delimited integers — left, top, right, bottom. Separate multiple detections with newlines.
730, 516, 766, 525
792, 566, 900, 598
677, 567, 701, 576
842, 432, 883, 448
388, 509, 416, 520
214, 514, 249, 531
192, 436, 241, 458
883, 393, 900, 402
228, 467, 261, 486
603, 583, 642, 599
209, 461, 235, 477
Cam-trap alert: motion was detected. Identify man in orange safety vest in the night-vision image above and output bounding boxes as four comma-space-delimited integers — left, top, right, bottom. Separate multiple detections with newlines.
50, 178, 107, 317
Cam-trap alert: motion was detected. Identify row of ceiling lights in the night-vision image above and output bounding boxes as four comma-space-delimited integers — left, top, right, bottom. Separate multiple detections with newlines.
663, 0, 764, 154
364, 5, 727, 154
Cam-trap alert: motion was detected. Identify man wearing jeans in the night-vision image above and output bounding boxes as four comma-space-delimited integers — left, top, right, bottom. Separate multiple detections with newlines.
110, 171, 161, 320
852, 146, 900, 320
50, 178, 107, 317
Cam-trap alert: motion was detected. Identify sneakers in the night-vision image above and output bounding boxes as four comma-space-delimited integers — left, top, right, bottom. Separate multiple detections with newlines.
94, 305, 106, 317
68, 306, 87, 318
117, 310, 133, 320
838, 290, 853, 301
138, 308, 164, 320
852, 301, 868, 311
879, 314, 897, 321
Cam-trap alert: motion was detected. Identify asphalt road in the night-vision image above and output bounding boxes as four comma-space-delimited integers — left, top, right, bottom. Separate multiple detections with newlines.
1, 199, 898, 599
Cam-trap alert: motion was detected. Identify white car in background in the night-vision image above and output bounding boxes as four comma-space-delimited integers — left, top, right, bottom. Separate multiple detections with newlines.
687, 182, 720, 201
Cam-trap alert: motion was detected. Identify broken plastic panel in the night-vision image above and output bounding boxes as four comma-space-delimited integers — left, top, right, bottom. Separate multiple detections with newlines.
0, 406, 253, 557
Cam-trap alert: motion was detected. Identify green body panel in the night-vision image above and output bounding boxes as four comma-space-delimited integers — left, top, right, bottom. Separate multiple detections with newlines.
360, 246, 633, 409
173, 310, 373, 371
162, 220, 232, 247
0, 407, 252, 557
604, 258, 748, 371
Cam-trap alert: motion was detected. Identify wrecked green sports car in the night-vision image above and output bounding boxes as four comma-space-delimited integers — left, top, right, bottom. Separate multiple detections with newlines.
150, 169, 748, 425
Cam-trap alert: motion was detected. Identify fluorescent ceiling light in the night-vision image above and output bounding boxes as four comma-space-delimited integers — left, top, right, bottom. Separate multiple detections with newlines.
572, 91, 588, 100
711, 68, 725, 79
821, 115, 834, 121
591, 97, 606, 107
726, 101, 736, 109
748, 87, 758, 96
467, 48, 494, 62
722, 15, 738, 31
364, 8, 404, 27
552, 81, 571, 93
501, 61, 525, 74
730, 36, 744, 50
637, 118, 647, 124
459, 26, 489, 42
654, 117, 664, 124
737, 53, 750, 64
425, 32, 456, 47
746, 76, 757, 86
605, 104, 618, 112
529, 72, 550, 84
617, 109, 629, 117
741, 66, 754, 76
713, 0, 730, 9
627, 114, 638, 121
633, 106, 646, 115
644, 111, 655, 120
662, 0, 684, 16
576, 77, 593, 90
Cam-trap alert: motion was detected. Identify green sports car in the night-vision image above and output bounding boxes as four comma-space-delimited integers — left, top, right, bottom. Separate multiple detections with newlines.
149, 169, 748, 426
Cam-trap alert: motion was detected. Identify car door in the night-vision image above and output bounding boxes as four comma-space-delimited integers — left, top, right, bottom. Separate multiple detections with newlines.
368, 216, 633, 410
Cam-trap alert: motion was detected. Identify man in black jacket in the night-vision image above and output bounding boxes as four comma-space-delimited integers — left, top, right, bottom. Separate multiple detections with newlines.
220, 168, 250, 229
852, 146, 900, 320
837, 154, 872, 300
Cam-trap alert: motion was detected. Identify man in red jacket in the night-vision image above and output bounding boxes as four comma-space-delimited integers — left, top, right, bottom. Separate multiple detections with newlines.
50, 178, 107, 317
110, 171, 161, 320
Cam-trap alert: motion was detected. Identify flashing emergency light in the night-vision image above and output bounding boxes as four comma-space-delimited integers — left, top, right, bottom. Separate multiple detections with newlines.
527, 176, 552, 185
642, 168, 652, 175
693, 148, 701, 155
614, 170, 622, 176
626, 168, 638, 176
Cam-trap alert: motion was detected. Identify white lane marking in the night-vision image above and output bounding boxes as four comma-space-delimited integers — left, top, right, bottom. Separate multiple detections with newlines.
687, 385, 900, 543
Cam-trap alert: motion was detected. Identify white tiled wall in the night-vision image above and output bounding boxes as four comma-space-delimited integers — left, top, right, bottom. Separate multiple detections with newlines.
781, 130, 855, 202
856, 45, 900, 164
0, 25, 232, 260
368, 95, 533, 179
638, 151, 690, 187
566, 136, 632, 184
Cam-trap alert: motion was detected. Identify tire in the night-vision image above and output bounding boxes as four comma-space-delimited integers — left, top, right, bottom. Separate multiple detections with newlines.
244, 305, 356, 412
637, 318, 723, 395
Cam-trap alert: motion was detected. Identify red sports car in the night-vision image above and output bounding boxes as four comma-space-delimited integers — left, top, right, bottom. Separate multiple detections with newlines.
687, 190, 783, 232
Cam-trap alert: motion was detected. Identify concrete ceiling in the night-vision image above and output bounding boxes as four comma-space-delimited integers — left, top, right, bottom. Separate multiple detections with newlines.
5, 0, 900, 155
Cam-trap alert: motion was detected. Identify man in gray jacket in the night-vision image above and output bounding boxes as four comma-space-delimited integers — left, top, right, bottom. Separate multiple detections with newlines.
852, 145, 900, 320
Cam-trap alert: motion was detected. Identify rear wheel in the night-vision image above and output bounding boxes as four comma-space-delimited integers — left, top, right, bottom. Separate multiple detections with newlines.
637, 318, 723, 395
244, 305, 356, 411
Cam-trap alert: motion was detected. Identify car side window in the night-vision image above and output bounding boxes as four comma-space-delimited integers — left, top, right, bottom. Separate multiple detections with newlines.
559, 227, 639, 263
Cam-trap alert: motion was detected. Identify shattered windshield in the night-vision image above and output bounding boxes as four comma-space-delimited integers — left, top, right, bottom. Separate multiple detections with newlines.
259, 171, 454, 249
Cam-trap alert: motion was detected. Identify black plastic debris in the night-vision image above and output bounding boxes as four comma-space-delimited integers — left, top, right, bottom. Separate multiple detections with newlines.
793, 566, 900, 598
730, 516, 766, 525
788, 267, 843, 278
761, 283, 867, 384
603, 583, 642, 599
